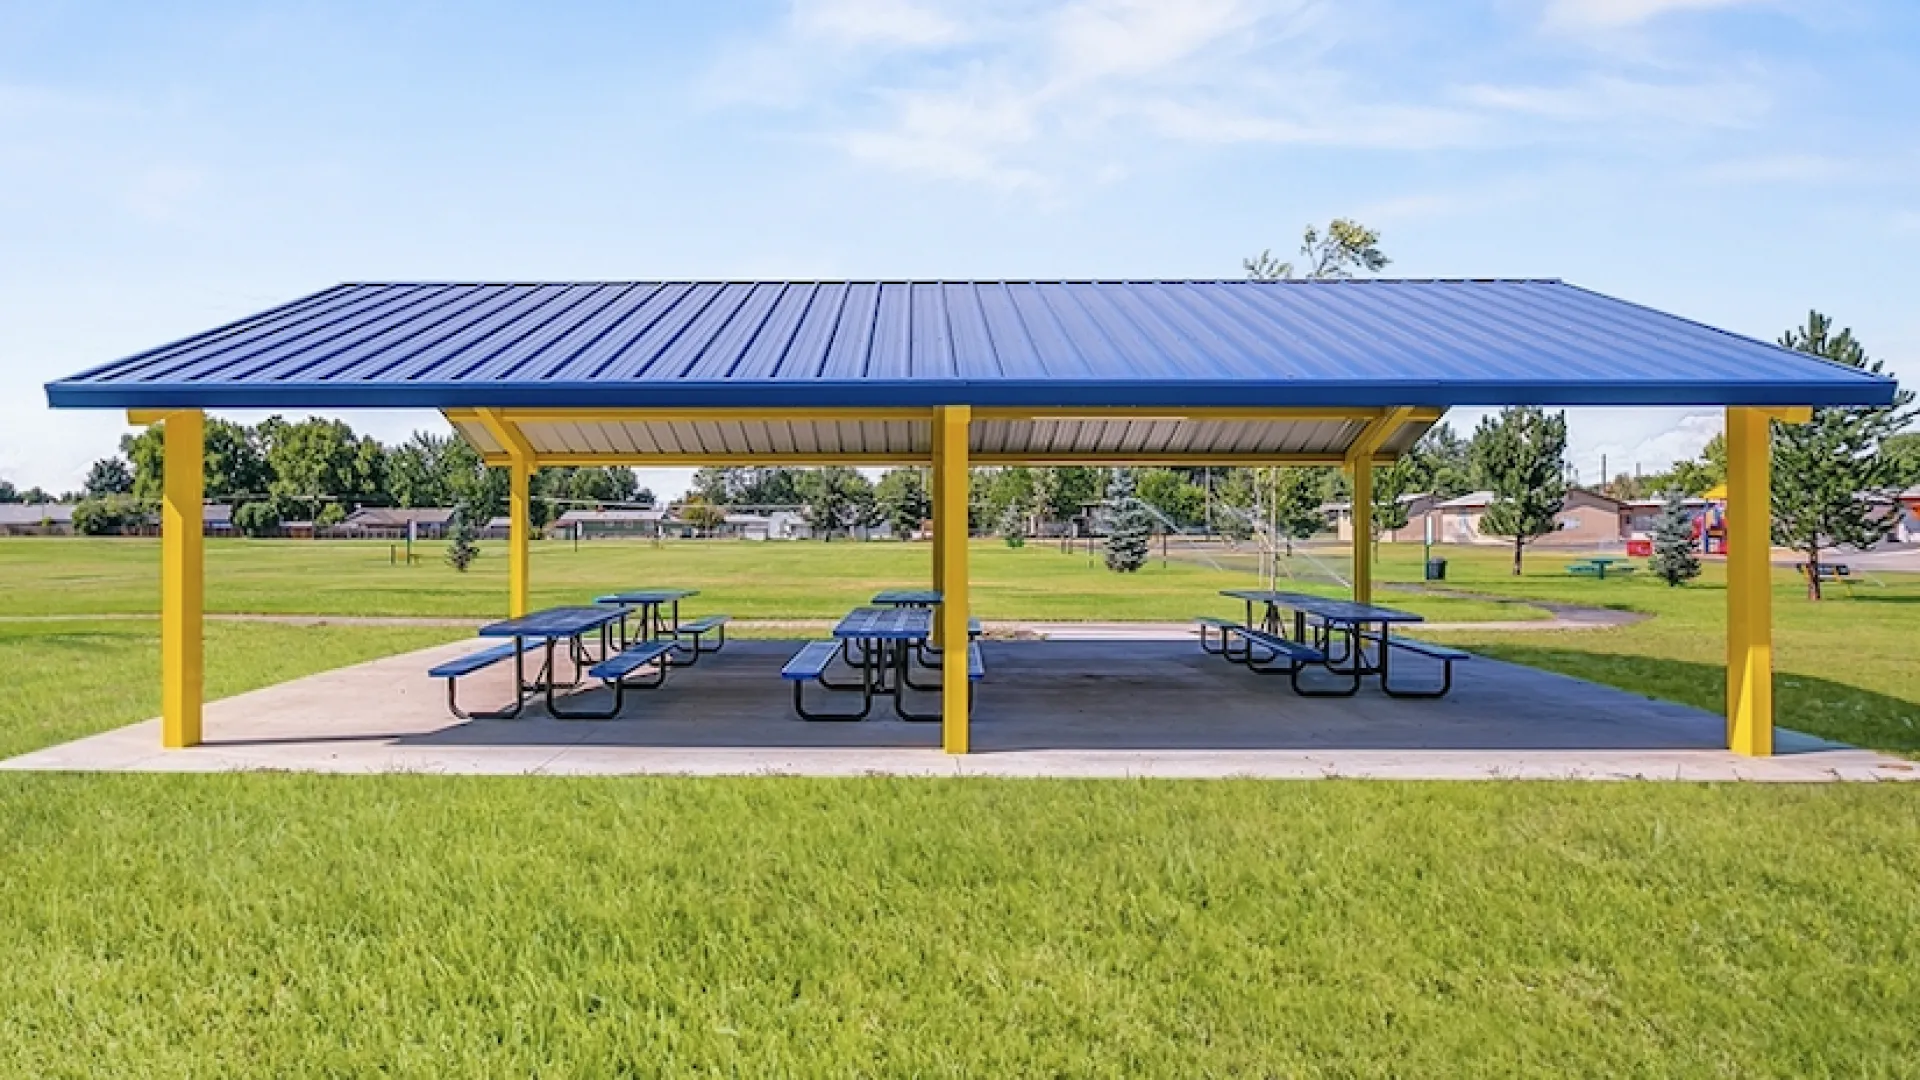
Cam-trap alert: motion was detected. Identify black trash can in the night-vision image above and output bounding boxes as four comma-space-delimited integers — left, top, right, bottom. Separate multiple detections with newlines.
1425, 557, 1447, 582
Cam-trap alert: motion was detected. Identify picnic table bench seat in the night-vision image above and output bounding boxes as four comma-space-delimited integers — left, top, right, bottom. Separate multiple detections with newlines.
589, 640, 677, 683
668, 613, 730, 661
1193, 615, 1243, 656
1357, 631, 1471, 698
1234, 627, 1357, 697
550, 640, 679, 720
430, 643, 526, 720
429, 643, 519, 680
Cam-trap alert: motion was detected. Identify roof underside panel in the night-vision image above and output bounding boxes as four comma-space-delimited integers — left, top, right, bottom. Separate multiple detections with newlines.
444, 414, 1437, 464
48, 280, 1898, 410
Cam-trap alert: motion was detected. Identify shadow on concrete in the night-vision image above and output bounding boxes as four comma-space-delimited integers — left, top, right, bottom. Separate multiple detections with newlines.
333, 639, 1848, 756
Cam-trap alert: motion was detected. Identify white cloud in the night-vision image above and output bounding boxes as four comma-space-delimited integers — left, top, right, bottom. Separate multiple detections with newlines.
1456, 73, 1768, 129
1690, 153, 1856, 184
794, 0, 969, 47
1541, 0, 1767, 31
706, 0, 1506, 189
1574, 408, 1723, 484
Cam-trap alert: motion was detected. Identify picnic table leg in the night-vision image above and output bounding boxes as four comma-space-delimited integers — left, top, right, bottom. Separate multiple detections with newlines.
445, 639, 530, 720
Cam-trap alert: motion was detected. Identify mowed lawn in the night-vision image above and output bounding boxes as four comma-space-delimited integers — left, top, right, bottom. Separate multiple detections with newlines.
0, 536, 1535, 623
2, 775, 1918, 1076
2, 539, 1919, 1074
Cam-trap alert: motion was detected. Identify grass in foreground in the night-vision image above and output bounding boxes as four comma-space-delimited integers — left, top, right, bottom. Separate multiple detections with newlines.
0, 774, 1916, 1077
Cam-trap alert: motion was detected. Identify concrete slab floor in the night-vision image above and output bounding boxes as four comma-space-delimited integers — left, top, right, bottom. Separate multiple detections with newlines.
3, 639, 1913, 781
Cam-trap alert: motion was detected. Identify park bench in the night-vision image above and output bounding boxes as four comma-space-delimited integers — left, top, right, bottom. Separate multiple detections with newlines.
1233, 627, 1357, 697
547, 640, 678, 720
1796, 563, 1853, 595
1193, 615, 1244, 657
668, 614, 730, 663
429, 643, 526, 720
1357, 631, 1471, 699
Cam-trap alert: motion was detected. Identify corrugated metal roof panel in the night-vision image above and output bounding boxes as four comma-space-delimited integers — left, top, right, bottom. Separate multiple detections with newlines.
47, 280, 1898, 409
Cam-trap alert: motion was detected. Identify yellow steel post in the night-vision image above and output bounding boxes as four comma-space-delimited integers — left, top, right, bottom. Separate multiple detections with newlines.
509, 457, 532, 618
1349, 459, 1373, 605
161, 410, 205, 749
930, 430, 946, 646
935, 405, 972, 754
1725, 406, 1773, 756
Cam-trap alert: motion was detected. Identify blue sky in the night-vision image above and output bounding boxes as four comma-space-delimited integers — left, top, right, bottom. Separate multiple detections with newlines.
2, 0, 1915, 498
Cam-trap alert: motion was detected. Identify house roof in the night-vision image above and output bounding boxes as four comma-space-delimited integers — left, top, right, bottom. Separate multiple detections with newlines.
45, 280, 1897, 411
553, 509, 664, 524
343, 507, 456, 527
0, 503, 75, 525
1436, 490, 1494, 509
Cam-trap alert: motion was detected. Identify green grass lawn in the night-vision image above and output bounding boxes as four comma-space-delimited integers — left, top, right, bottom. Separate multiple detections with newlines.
2, 538, 1917, 1074
0, 536, 1535, 623
1388, 546, 1920, 755
0, 619, 468, 760
1, 774, 1916, 1076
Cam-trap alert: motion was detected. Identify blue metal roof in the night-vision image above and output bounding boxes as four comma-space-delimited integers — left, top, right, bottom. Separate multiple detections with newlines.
44, 280, 1898, 410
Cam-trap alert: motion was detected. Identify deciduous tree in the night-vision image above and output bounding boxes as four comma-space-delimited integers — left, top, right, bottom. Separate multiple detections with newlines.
1244, 219, 1389, 281
1470, 407, 1570, 575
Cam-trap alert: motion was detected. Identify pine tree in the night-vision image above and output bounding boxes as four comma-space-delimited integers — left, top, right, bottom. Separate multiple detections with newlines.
1103, 469, 1151, 573
999, 500, 1026, 549
444, 506, 480, 573
1771, 311, 1916, 599
1649, 489, 1701, 587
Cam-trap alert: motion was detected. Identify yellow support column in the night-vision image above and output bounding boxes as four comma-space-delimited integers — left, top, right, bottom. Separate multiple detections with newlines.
930, 441, 946, 646
509, 457, 532, 618
161, 410, 205, 748
935, 405, 971, 754
1349, 460, 1373, 605
1725, 406, 1773, 756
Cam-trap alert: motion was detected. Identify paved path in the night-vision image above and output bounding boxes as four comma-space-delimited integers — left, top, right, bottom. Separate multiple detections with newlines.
6, 638, 1911, 782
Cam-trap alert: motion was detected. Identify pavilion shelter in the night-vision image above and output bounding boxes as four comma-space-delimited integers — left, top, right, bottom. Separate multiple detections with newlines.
45, 280, 1898, 756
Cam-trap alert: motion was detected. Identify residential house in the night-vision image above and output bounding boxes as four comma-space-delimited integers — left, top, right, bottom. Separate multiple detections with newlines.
1433, 489, 1627, 547
551, 508, 675, 538
1325, 493, 1441, 543
1900, 486, 1920, 544
1622, 496, 1710, 540
0, 503, 75, 536
340, 507, 457, 539
724, 510, 811, 541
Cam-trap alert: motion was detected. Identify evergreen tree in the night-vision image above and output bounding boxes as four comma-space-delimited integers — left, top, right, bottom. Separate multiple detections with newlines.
1103, 469, 1152, 573
1000, 500, 1026, 548
1771, 311, 1916, 599
1469, 406, 1570, 575
444, 506, 480, 572
1649, 489, 1701, 587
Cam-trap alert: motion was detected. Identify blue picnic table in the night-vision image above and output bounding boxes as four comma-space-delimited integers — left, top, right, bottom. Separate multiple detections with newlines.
871, 589, 943, 607
594, 588, 700, 641
1219, 589, 1428, 689
430, 605, 630, 719
833, 606, 942, 721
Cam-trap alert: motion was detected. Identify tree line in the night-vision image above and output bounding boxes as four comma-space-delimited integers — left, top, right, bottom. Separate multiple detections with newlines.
30, 419, 654, 536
